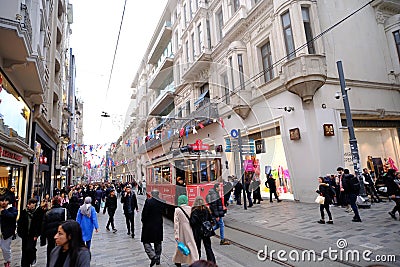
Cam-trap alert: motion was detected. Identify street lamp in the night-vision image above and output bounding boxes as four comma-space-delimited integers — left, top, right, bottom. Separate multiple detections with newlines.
336, 61, 367, 197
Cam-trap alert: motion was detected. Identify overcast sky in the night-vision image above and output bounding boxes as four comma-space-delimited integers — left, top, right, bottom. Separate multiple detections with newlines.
69, 0, 168, 145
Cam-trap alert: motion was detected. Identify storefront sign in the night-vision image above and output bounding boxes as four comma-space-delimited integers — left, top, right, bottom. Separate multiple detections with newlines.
0, 146, 23, 162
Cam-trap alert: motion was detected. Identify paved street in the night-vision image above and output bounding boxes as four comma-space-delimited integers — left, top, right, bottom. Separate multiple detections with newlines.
2, 192, 400, 266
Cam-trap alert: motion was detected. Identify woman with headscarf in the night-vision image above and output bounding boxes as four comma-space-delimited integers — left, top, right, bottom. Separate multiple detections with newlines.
76, 197, 99, 250
172, 195, 199, 267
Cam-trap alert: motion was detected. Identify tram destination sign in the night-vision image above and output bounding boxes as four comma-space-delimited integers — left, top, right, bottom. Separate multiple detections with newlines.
188, 139, 210, 151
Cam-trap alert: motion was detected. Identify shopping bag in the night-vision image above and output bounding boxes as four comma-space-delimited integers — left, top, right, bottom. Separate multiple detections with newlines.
315, 195, 325, 204
176, 240, 190, 256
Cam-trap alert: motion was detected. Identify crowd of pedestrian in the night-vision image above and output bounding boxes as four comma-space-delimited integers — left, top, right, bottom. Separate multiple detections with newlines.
0, 164, 398, 267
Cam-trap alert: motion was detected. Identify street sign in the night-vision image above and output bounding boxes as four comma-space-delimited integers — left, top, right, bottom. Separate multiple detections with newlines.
230, 129, 238, 138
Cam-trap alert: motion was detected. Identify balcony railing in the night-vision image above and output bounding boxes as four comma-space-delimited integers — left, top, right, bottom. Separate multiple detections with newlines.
138, 103, 219, 154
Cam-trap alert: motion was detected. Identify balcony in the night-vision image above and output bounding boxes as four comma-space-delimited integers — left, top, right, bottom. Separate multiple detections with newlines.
281, 54, 327, 103
182, 48, 212, 81
0, 2, 44, 97
148, 55, 174, 89
148, 21, 172, 65
230, 90, 252, 120
149, 85, 175, 116
138, 103, 219, 154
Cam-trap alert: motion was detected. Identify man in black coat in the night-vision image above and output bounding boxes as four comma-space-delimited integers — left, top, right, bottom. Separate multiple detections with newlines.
141, 190, 165, 266
386, 169, 400, 220
17, 198, 42, 267
0, 194, 18, 267
41, 197, 68, 267
121, 185, 138, 238
342, 169, 362, 222
266, 174, 282, 203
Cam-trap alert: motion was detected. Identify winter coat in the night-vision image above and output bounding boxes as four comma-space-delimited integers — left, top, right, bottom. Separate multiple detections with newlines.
190, 207, 214, 240
17, 208, 42, 239
342, 174, 359, 194
316, 183, 335, 205
48, 246, 90, 267
386, 175, 400, 196
76, 206, 98, 242
104, 195, 117, 216
234, 181, 243, 196
121, 192, 138, 215
266, 177, 277, 190
141, 197, 164, 243
41, 205, 67, 243
206, 188, 225, 218
67, 197, 80, 221
0, 205, 17, 239
172, 205, 199, 264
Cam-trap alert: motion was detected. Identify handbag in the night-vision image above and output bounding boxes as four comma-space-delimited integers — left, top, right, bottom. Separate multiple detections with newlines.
176, 240, 190, 256
315, 195, 325, 204
201, 220, 215, 238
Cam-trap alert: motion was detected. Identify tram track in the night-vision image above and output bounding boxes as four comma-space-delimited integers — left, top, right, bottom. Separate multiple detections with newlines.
223, 224, 364, 267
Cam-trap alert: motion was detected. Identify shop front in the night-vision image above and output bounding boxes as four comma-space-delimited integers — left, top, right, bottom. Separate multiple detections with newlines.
342, 120, 400, 177
30, 123, 57, 200
225, 125, 295, 200
0, 70, 33, 210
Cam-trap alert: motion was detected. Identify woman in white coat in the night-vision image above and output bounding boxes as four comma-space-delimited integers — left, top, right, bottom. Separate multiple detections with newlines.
172, 195, 199, 266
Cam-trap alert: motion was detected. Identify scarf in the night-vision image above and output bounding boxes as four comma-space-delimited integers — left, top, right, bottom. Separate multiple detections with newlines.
80, 197, 92, 217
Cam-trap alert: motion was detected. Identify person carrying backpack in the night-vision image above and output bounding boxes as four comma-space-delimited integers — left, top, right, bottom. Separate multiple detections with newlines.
342, 169, 362, 222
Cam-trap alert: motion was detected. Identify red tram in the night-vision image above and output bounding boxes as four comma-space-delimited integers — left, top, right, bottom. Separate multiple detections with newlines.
146, 140, 225, 208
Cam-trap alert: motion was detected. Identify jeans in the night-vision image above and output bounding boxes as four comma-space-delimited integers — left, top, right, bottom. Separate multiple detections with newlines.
143, 242, 162, 261
85, 240, 92, 250
348, 193, 361, 220
125, 213, 135, 234
0, 237, 12, 263
319, 203, 332, 220
213, 217, 225, 240
107, 211, 115, 229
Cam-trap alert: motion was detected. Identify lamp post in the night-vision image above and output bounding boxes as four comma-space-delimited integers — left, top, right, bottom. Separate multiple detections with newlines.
336, 61, 366, 196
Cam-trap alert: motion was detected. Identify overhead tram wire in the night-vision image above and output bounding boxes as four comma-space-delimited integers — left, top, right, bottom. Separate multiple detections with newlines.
99, 0, 128, 135
216, 0, 376, 104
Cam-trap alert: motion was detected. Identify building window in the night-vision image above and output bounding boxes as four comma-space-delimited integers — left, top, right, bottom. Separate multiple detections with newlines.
229, 56, 234, 90
191, 33, 195, 59
238, 54, 245, 90
216, 8, 224, 42
186, 101, 191, 116
233, 0, 240, 13
183, 3, 187, 27
394, 30, 400, 62
197, 23, 203, 53
261, 41, 274, 82
206, 19, 211, 49
302, 7, 315, 54
175, 32, 179, 51
281, 11, 296, 60
185, 40, 189, 63
189, 0, 193, 20
221, 73, 230, 104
